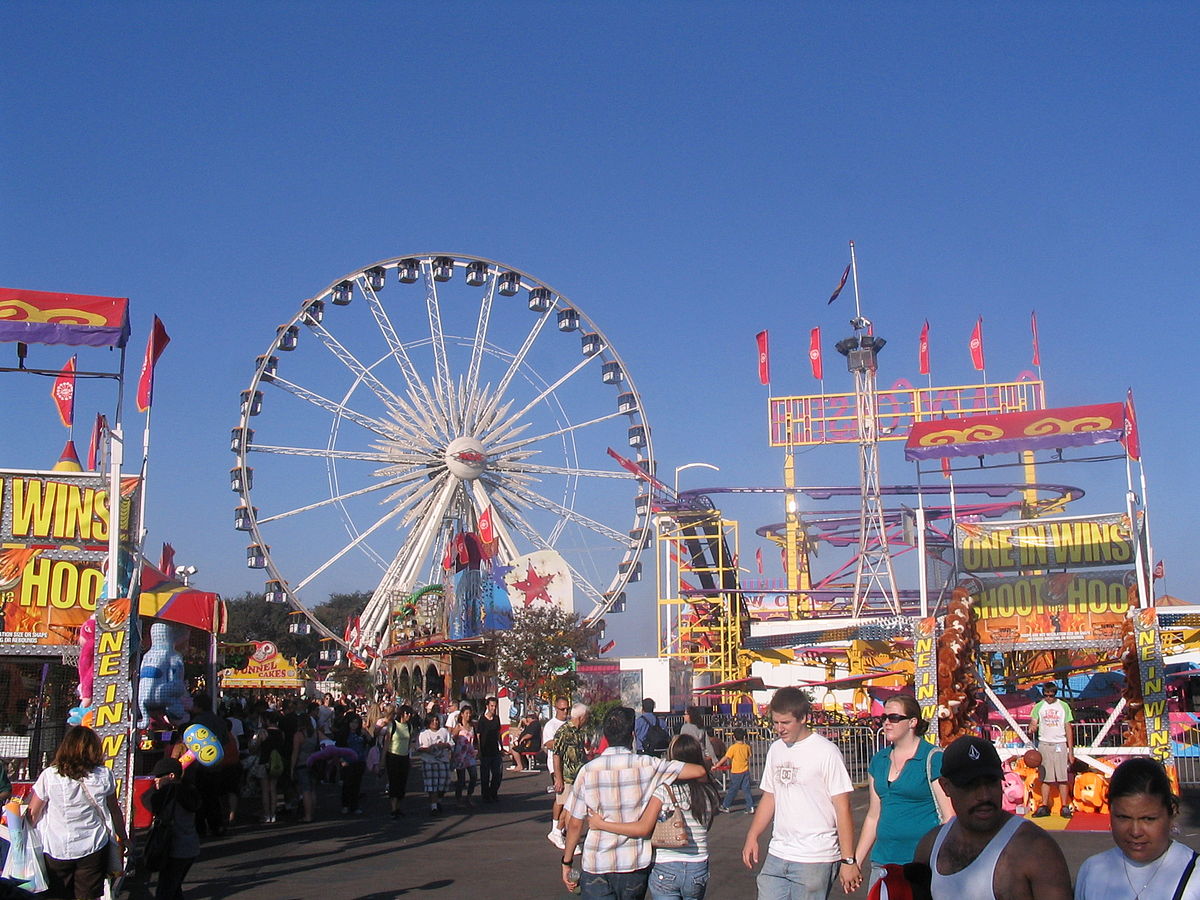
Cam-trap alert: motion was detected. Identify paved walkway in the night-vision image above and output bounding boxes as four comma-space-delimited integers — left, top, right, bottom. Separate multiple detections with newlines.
159, 767, 1197, 900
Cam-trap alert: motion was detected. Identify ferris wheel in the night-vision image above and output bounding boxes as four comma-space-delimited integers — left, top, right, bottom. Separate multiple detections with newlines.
231, 254, 655, 648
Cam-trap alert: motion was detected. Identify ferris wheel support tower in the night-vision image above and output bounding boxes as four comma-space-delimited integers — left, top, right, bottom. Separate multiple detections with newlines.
834, 242, 900, 616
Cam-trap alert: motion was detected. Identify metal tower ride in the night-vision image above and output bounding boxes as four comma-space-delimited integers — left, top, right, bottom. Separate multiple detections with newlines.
834, 243, 900, 616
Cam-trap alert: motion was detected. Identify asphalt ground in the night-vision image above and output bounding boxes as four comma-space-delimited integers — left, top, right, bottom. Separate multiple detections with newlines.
150, 766, 1200, 900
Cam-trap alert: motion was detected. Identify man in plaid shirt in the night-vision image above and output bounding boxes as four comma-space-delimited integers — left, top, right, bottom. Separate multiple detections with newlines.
561, 706, 708, 898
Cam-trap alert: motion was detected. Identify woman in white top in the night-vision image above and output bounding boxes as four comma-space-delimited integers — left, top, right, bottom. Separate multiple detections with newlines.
588, 733, 720, 899
1076, 756, 1199, 900
28, 725, 130, 900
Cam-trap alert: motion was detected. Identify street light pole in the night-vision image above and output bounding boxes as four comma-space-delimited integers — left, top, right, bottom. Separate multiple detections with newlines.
673, 462, 720, 495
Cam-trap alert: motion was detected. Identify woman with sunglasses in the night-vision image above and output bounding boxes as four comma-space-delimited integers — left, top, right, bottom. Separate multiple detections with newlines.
852, 695, 952, 892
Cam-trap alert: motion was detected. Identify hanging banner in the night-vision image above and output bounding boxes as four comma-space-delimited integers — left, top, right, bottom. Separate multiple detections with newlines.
0, 288, 131, 348
0, 470, 139, 646
1133, 608, 1171, 762
503, 549, 574, 614
913, 618, 938, 725
955, 513, 1134, 573
965, 570, 1134, 644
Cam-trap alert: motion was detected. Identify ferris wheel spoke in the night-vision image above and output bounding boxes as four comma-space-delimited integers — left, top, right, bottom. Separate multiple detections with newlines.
497, 480, 630, 545
497, 462, 635, 481
293, 500, 410, 594
266, 373, 394, 439
406, 384, 454, 446
481, 354, 599, 448
248, 443, 395, 462
464, 272, 498, 425
256, 470, 427, 525
360, 277, 436, 409
305, 316, 419, 425
473, 305, 555, 433
421, 263, 456, 426
490, 410, 626, 457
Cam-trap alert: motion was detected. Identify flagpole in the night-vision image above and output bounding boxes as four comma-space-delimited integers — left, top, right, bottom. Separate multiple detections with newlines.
849, 241, 862, 322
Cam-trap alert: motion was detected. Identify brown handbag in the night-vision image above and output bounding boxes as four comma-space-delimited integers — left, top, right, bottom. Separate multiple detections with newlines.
650, 787, 687, 849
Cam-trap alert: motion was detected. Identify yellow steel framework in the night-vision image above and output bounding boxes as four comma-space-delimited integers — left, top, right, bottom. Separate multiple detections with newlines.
656, 510, 749, 691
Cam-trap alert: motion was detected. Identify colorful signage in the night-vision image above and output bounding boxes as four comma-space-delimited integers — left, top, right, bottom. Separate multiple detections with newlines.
1134, 608, 1170, 762
769, 378, 1045, 447
956, 513, 1134, 574
92, 595, 134, 798
966, 570, 1134, 644
220, 641, 308, 688
0, 471, 138, 645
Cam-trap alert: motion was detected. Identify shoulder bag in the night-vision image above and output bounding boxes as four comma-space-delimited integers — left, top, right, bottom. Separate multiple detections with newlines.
651, 785, 688, 849
80, 780, 124, 876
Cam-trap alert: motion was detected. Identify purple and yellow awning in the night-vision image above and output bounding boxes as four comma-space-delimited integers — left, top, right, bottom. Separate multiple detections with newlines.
0, 288, 131, 348
905, 403, 1128, 461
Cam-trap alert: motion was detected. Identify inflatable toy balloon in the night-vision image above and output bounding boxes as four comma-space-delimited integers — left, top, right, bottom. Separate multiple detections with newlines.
137, 622, 189, 728
182, 722, 224, 768
307, 745, 359, 765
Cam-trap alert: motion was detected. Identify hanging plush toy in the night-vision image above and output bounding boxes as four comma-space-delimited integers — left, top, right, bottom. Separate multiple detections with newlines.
137, 622, 189, 728
76, 616, 97, 707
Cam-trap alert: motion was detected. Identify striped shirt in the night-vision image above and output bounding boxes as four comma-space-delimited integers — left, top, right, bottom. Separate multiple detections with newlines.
566, 747, 685, 874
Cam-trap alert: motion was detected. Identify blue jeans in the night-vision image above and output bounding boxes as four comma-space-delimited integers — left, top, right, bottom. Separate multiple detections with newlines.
722, 771, 754, 811
756, 855, 838, 900
582, 867, 651, 900
650, 860, 709, 899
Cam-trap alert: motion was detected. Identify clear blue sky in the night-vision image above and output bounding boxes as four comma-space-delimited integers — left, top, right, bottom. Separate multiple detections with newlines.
2, 3, 1197, 656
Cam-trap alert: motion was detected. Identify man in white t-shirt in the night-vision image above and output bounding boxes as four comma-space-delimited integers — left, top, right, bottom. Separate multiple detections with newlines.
542, 697, 571, 848
742, 687, 859, 900
1029, 682, 1075, 818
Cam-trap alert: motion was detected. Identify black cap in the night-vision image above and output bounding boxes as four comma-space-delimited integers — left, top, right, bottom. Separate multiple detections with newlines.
940, 736, 1003, 787
151, 757, 183, 779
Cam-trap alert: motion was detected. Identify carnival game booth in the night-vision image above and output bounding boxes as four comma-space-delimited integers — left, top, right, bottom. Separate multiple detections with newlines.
905, 399, 1168, 831
219, 641, 312, 694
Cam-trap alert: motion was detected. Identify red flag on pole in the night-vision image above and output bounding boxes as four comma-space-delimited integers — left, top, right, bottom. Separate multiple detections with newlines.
86, 413, 106, 470
136, 316, 171, 412
756, 330, 770, 384
755, 548, 763, 575
52, 355, 77, 428
478, 505, 497, 559
918, 320, 930, 376
1030, 310, 1041, 367
941, 456, 953, 478
1122, 389, 1141, 460
969, 317, 985, 371
827, 264, 851, 305
808, 327, 823, 380
1153, 560, 1164, 580
160, 543, 177, 575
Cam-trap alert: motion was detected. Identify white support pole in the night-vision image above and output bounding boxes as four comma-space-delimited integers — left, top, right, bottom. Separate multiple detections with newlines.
979, 681, 1032, 746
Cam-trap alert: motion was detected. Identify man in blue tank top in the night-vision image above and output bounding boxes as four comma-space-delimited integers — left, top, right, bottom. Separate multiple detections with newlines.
913, 736, 1071, 900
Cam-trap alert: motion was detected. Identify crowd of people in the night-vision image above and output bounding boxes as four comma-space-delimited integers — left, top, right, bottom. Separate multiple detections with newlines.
543, 688, 1197, 900
1, 685, 1193, 900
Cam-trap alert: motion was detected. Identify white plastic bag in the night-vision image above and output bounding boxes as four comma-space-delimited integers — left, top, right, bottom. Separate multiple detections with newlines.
2, 807, 49, 893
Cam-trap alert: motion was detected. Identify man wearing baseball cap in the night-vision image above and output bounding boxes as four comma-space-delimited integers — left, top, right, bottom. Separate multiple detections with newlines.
913, 735, 1071, 899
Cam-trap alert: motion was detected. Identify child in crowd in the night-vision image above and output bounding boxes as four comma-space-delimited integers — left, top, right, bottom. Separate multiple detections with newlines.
716, 727, 754, 814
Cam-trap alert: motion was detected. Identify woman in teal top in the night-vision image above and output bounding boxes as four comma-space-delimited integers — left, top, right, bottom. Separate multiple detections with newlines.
853, 695, 953, 891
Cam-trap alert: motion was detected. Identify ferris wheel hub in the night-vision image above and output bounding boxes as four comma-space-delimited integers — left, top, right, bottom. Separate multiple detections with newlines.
445, 435, 488, 481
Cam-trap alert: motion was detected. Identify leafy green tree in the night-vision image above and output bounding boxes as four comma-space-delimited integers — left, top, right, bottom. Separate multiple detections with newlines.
493, 607, 599, 705
222, 590, 371, 670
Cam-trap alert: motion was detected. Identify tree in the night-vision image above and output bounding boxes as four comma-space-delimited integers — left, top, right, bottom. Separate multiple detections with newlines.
493, 607, 599, 704
222, 590, 371, 670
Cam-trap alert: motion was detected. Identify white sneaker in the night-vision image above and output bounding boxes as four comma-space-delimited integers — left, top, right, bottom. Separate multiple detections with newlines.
548, 828, 566, 850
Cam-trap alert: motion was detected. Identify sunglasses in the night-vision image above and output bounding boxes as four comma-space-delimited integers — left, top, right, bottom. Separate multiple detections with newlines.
882, 713, 914, 723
